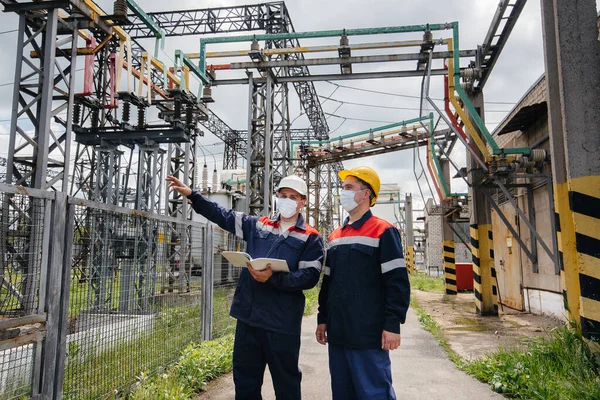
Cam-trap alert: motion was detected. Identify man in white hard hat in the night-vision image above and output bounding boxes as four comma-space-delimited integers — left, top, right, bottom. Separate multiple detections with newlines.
167, 174, 324, 400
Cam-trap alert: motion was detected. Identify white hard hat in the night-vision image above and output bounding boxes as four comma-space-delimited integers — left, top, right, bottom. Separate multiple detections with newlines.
276, 175, 307, 196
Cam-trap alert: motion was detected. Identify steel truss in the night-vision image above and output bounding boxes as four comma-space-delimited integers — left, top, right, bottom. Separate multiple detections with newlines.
480, 174, 560, 274
1, 3, 84, 315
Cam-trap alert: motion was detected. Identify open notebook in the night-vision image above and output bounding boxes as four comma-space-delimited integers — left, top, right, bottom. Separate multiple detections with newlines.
221, 251, 289, 272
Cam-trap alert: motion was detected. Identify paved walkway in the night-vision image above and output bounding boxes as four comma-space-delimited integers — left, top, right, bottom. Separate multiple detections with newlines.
198, 309, 504, 399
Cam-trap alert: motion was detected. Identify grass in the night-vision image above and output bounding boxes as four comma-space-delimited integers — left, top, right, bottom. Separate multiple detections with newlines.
463, 325, 600, 399
409, 270, 445, 293
63, 304, 202, 399
304, 286, 319, 315
212, 285, 237, 338
125, 334, 234, 400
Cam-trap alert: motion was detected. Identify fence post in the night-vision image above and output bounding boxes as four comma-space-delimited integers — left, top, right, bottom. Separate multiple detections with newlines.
202, 224, 214, 341
40, 192, 73, 399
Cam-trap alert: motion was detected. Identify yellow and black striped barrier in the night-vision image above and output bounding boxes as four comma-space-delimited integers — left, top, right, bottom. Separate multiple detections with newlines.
561, 177, 600, 341
471, 223, 498, 315
406, 245, 414, 274
443, 240, 457, 295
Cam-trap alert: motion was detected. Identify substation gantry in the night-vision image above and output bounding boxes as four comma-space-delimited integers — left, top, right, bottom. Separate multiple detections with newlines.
0, 0, 562, 321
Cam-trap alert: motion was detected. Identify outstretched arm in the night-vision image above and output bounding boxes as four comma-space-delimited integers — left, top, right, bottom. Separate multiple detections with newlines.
166, 175, 254, 240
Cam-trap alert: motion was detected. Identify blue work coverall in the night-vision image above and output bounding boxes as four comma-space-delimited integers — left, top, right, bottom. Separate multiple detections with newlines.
188, 190, 324, 399
318, 210, 410, 400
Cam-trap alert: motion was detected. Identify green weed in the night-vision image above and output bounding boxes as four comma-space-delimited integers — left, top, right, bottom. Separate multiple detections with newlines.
463, 325, 600, 399
409, 271, 445, 293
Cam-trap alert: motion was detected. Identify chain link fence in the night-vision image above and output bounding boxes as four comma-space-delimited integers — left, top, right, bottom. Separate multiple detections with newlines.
63, 200, 206, 399
0, 186, 53, 400
0, 184, 243, 399
212, 227, 244, 339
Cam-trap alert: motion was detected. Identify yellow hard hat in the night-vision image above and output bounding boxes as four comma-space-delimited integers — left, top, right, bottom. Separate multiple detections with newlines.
338, 166, 380, 206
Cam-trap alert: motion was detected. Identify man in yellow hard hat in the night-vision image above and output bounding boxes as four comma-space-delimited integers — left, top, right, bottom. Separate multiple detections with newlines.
167, 174, 324, 399
315, 166, 410, 399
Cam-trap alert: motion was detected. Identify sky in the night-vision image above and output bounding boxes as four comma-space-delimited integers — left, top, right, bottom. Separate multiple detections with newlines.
0, 0, 597, 216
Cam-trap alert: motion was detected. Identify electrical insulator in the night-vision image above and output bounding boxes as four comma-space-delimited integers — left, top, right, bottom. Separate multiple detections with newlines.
202, 164, 209, 192
251, 39, 260, 52
113, 0, 127, 17
212, 168, 219, 192
174, 99, 181, 121
531, 149, 547, 162
91, 109, 99, 128
122, 101, 131, 123
73, 103, 81, 126
202, 85, 214, 103
423, 30, 433, 43
186, 103, 193, 126
340, 35, 349, 47
137, 106, 145, 127
400, 125, 408, 136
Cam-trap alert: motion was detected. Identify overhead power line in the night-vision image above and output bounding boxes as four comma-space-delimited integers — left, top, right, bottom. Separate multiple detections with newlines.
325, 81, 517, 105
324, 112, 398, 124
319, 95, 512, 113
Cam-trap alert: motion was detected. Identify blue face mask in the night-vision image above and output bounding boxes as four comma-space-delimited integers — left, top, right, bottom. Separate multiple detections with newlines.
339, 189, 365, 212
278, 197, 298, 218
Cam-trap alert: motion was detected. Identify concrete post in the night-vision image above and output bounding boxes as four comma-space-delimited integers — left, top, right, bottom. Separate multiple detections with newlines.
441, 160, 457, 295
541, 0, 600, 340
467, 92, 498, 316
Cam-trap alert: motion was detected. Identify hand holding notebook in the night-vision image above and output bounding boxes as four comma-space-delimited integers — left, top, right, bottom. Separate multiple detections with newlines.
220, 251, 289, 272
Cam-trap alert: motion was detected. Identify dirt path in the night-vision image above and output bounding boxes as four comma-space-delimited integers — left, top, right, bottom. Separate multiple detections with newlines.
412, 290, 564, 360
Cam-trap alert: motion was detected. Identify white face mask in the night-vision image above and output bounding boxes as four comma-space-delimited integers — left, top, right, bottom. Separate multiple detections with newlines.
339, 189, 365, 212
278, 197, 298, 218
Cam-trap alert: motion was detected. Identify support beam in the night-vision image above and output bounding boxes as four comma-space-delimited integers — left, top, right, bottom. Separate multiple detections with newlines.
226, 50, 476, 69
212, 68, 449, 85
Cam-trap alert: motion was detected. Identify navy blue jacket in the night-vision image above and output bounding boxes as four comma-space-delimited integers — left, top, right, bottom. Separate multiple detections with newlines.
317, 210, 410, 349
188, 190, 324, 335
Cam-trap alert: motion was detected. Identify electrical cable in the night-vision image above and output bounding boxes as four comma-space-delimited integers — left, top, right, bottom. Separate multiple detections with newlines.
325, 81, 517, 105
323, 112, 398, 124
318, 95, 512, 113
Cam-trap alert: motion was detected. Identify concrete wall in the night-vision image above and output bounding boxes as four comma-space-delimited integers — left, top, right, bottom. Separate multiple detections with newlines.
424, 200, 471, 274
491, 75, 564, 320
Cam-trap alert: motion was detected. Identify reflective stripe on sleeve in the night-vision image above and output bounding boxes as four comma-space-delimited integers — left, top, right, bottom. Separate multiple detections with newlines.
235, 212, 244, 238
381, 258, 406, 273
299, 260, 321, 271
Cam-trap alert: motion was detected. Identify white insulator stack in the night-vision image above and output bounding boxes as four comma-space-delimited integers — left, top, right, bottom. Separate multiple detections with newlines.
202, 164, 209, 193
530, 149, 547, 162
212, 168, 219, 192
